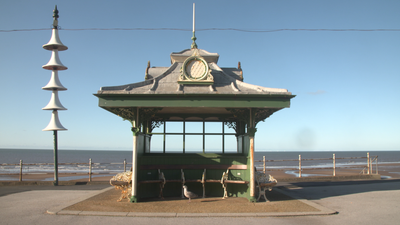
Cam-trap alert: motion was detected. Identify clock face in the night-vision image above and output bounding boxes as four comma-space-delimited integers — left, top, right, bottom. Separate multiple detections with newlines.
186, 59, 206, 79
183, 56, 208, 80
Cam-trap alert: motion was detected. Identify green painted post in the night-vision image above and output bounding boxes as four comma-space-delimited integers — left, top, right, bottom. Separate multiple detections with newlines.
183, 120, 186, 153
53, 130, 58, 186
130, 108, 139, 203
202, 119, 205, 153
222, 122, 225, 154
163, 120, 166, 153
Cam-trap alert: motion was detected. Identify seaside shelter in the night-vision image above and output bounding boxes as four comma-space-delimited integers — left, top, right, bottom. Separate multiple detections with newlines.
94, 36, 295, 202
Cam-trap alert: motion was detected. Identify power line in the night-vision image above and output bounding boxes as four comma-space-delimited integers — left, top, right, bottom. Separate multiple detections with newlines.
199, 28, 400, 32
1, 28, 400, 33
0, 28, 50, 32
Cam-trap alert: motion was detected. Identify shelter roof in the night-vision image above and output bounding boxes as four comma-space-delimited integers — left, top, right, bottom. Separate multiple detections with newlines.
96, 48, 292, 96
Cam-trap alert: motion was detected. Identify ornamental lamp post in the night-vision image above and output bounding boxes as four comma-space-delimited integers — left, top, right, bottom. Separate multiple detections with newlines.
42, 5, 68, 186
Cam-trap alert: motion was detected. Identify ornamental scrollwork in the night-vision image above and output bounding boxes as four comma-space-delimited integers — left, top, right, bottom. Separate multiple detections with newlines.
139, 108, 163, 124
225, 108, 250, 123
107, 108, 136, 122
150, 120, 164, 133
254, 109, 279, 126
224, 120, 236, 130
226, 108, 279, 127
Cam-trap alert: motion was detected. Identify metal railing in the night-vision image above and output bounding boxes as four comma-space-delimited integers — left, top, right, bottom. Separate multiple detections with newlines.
256, 152, 378, 177
2, 158, 130, 182
360, 153, 378, 175
3, 153, 379, 181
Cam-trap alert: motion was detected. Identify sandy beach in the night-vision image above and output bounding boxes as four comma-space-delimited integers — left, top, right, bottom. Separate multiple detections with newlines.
268, 162, 400, 179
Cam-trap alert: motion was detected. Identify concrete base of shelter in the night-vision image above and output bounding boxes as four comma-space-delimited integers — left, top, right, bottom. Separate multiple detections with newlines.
130, 195, 138, 203
47, 186, 337, 217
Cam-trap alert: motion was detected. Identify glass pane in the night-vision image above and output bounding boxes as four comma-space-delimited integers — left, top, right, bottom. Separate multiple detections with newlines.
185, 122, 203, 134
165, 121, 183, 133
184, 135, 203, 153
151, 121, 164, 133
150, 135, 163, 153
224, 122, 236, 134
205, 122, 222, 133
205, 135, 222, 153
224, 135, 238, 153
165, 135, 183, 153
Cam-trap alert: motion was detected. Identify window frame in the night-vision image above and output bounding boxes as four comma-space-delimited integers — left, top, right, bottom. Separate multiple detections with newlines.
149, 120, 239, 154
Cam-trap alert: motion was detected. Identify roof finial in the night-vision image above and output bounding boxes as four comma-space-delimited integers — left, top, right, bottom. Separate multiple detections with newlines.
238, 61, 243, 81
52, 5, 59, 29
145, 61, 150, 80
191, 3, 198, 49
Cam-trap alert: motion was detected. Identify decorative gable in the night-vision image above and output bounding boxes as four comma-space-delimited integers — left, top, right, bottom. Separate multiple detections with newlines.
178, 50, 214, 85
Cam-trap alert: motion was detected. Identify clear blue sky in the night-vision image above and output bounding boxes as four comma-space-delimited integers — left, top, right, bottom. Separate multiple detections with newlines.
1, 0, 399, 151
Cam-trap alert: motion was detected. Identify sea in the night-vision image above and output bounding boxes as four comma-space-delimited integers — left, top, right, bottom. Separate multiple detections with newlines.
1, 148, 400, 179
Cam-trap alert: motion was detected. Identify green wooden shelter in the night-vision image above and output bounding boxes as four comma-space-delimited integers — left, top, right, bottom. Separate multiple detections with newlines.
95, 38, 295, 202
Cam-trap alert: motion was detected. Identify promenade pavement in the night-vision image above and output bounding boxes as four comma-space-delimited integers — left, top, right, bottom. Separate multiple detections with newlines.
0, 179, 399, 225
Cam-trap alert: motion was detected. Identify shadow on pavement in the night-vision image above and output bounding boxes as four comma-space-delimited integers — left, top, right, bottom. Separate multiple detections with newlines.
283, 179, 400, 200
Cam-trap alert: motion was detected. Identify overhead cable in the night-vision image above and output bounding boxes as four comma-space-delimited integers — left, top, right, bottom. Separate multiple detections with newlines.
1, 28, 400, 33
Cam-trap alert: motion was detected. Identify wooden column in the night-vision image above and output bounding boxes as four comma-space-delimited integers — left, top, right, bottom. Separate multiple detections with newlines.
367, 152, 370, 175
333, 154, 336, 176
299, 155, 302, 177
89, 158, 92, 182
19, 160, 23, 182
263, 156, 266, 174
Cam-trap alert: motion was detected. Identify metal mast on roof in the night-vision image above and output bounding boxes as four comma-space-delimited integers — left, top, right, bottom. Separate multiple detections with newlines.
42, 5, 68, 186
191, 3, 198, 49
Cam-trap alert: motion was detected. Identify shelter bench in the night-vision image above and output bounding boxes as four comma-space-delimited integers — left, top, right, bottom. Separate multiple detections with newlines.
109, 171, 133, 202
110, 164, 249, 201
110, 169, 166, 201
139, 164, 249, 199
255, 171, 277, 202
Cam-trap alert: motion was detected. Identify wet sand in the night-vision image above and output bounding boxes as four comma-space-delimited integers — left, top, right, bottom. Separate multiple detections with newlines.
266, 163, 400, 179
0, 173, 114, 182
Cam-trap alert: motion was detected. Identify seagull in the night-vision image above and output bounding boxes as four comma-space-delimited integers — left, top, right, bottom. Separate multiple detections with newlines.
182, 185, 198, 202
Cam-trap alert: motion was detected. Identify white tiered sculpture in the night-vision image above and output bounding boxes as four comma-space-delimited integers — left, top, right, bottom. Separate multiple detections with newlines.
42, 5, 68, 186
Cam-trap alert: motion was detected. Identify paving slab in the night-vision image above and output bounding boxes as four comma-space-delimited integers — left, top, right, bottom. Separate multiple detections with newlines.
47, 186, 114, 215
2, 181, 400, 224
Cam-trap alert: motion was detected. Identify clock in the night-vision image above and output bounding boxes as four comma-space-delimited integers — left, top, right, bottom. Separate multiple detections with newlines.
183, 56, 209, 81
178, 55, 214, 85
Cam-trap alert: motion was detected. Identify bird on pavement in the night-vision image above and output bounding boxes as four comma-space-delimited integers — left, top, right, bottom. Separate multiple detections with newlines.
182, 185, 198, 202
